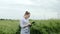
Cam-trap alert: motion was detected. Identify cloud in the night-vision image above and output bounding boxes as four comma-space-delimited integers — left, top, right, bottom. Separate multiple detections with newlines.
0, 0, 33, 5
30, 0, 60, 11
0, 0, 60, 19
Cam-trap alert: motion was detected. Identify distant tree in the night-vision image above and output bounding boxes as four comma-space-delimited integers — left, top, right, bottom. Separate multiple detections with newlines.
57, 11, 60, 19
0, 19, 5, 20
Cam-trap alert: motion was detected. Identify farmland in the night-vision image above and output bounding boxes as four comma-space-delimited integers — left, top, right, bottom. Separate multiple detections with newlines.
0, 19, 60, 34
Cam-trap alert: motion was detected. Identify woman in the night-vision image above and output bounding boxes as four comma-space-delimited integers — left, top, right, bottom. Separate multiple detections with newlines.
20, 11, 31, 34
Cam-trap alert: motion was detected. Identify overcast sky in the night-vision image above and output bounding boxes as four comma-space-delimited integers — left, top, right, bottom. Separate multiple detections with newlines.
0, 0, 60, 20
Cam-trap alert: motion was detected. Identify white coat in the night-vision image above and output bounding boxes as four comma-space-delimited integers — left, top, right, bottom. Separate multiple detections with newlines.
20, 17, 30, 34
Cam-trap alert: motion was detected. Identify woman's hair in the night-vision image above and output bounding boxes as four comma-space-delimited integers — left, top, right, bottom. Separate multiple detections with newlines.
24, 11, 30, 15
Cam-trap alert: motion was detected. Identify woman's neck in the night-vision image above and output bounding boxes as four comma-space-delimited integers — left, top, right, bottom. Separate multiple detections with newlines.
24, 16, 27, 19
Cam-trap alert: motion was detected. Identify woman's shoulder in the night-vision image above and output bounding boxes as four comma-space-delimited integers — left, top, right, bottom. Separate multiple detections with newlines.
20, 17, 25, 21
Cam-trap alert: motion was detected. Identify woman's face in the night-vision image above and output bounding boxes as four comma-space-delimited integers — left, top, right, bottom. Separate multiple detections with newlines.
25, 14, 30, 19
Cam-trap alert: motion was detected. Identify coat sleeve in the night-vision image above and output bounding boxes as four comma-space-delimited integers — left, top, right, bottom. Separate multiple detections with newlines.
20, 19, 27, 28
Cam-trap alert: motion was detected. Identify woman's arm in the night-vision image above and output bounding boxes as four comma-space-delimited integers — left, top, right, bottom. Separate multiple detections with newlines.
23, 23, 31, 28
20, 19, 31, 28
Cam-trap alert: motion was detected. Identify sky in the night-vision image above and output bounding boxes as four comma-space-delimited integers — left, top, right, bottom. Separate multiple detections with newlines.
0, 0, 60, 20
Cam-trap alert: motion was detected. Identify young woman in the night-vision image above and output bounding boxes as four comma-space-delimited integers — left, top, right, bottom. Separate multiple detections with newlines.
20, 11, 31, 34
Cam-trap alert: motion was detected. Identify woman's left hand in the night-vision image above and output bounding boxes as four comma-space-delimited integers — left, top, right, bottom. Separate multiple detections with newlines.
28, 23, 32, 27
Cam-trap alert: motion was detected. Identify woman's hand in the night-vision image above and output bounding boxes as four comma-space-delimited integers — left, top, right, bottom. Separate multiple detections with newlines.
28, 23, 31, 25
24, 23, 31, 28
28, 23, 32, 27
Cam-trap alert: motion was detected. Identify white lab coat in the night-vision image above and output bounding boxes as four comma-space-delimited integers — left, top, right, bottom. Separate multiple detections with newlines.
20, 17, 30, 34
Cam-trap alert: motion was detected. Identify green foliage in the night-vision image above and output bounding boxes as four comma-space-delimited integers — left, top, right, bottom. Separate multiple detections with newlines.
30, 19, 60, 34
0, 19, 60, 34
0, 20, 19, 34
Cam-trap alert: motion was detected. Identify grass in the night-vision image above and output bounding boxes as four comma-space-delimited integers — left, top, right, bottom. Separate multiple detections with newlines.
0, 19, 60, 34
0, 20, 19, 34
30, 19, 60, 34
